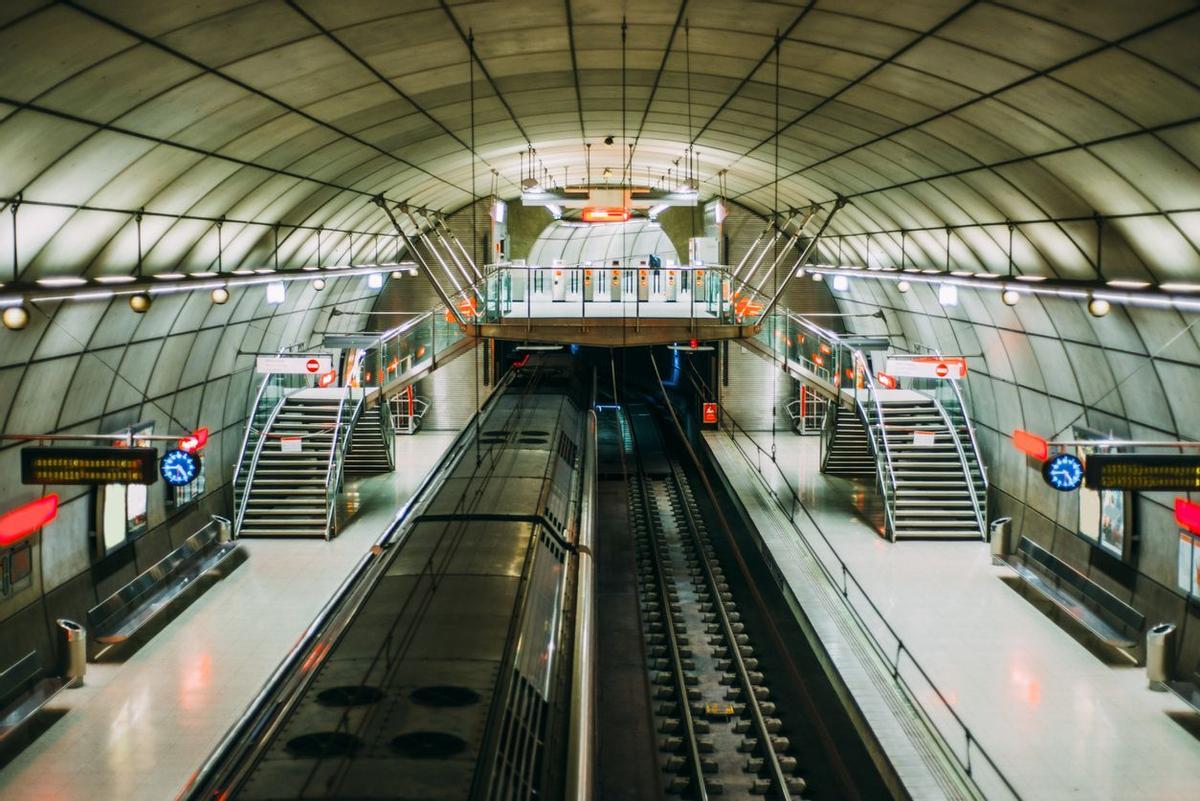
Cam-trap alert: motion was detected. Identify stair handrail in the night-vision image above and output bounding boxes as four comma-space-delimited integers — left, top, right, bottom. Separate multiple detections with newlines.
818, 398, 838, 472
849, 350, 900, 541
904, 343, 989, 530
323, 389, 362, 539
377, 392, 395, 470
927, 393, 987, 540
233, 394, 289, 537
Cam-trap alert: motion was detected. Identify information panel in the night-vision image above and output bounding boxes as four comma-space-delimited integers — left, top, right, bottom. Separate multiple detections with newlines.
21, 447, 158, 486
255, 355, 332, 375
1084, 454, 1200, 491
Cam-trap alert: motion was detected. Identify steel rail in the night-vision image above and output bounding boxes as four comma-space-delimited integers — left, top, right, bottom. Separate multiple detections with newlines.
627, 416, 709, 801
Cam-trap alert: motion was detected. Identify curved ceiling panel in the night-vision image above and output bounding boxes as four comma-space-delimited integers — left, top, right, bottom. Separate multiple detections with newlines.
0, 0, 1194, 290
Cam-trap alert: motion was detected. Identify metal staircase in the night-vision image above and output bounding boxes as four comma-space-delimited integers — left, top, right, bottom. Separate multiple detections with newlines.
821, 405, 875, 477
344, 401, 394, 475
235, 390, 360, 539
879, 396, 985, 540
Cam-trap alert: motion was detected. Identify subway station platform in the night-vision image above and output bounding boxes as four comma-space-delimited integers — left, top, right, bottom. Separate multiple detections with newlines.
704, 430, 1200, 801
0, 433, 457, 801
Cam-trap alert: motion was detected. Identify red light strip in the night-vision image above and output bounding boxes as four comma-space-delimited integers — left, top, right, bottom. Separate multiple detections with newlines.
1012, 429, 1049, 461
1177, 498, 1200, 535
179, 427, 209, 453
0, 494, 58, 546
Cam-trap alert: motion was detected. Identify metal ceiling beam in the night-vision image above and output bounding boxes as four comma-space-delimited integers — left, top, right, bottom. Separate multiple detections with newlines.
437, 0, 532, 146
624, 0, 689, 172
733, 3, 1200, 200
62, 0, 476, 198
376, 196, 468, 326
563, 0, 587, 143
284, 0, 516, 194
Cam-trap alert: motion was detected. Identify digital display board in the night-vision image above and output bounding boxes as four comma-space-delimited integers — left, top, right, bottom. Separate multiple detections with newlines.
1084, 454, 1200, 492
21, 447, 158, 486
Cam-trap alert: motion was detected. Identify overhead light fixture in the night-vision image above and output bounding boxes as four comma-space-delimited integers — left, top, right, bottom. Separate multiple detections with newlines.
896, 280, 910, 293
714, 199, 728, 225
490, 199, 507, 224
812, 272, 824, 282
391, 270, 404, 279
407, 267, 418, 276
648, 203, 669, 219
95, 275, 138, 284
938, 283, 958, 306
1161, 282, 1200, 293
312, 278, 326, 291
832, 275, 850, 291
1002, 289, 1021, 306
211, 287, 230, 305
2, 305, 30, 330
545, 204, 563, 220
129, 292, 152, 313
266, 282, 285, 304
190, 271, 219, 278
153, 273, 186, 280
1087, 296, 1111, 317
367, 272, 384, 289
35, 277, 87, 287
1107, 279, 1150, 289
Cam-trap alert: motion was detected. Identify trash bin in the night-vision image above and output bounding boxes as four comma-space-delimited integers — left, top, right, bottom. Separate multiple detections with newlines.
56, 618, 86, 687
989, 517, 1013, 561
1146, 623, 1176, 690
212, 514, 232, 544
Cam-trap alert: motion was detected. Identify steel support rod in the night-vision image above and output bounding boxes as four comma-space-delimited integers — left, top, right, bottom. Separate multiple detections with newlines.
415, 208, 475, 287
740, 211, 796, 285
375, 197, 467, 326
759, 198, 846, 319
752, 205, 817, 294
402, 207, 462, 293
434, 213, 484, 281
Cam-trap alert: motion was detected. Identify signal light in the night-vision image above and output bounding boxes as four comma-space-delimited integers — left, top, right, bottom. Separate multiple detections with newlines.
876, 372, 897, 389
178, 427, 209, 453
318, 369, 337, 388
0, 494, 58, 547
1012, 429, 1049, 461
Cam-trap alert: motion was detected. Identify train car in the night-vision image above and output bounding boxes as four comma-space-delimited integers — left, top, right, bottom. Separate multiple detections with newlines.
193, 371, 591, 801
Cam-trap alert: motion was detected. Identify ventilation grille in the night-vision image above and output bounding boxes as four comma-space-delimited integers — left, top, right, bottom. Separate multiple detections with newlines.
556, 430, 578, 468
486, 674, 549, 801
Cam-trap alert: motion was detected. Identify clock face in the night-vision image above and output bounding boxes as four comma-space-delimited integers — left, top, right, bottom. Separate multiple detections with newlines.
160, 449, 200, 487
1042, 453, 1084, 492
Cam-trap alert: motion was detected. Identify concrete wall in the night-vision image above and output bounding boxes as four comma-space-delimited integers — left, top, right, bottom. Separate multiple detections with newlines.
834, 275, 1200, 677
0, 274, 376, 669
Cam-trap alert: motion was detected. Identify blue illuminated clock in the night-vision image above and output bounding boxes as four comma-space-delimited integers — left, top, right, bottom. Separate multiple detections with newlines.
160, 449, 200, 486
1042, 452, 1084, 492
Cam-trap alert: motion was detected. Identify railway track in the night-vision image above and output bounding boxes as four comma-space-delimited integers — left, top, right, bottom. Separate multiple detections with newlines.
624, 406, 806, 800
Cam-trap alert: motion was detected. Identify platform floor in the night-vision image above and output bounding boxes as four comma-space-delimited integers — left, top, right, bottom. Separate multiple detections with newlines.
705, 430, 1200, 801
0, 432, 456, 801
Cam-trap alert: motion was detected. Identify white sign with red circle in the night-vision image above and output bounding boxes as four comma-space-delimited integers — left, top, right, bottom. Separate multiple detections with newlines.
885, 356, 967, 380
255, 355, 333, 375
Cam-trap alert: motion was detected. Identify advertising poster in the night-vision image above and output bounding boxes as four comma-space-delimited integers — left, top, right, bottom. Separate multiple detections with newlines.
1179, 530, 1200, 599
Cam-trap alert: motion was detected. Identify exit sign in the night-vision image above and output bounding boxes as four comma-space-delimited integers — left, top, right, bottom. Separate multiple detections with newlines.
702, 402, 718, 427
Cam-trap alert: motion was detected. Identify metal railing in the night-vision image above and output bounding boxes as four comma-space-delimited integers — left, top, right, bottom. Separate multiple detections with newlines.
233, 395, 288, 537
713, 407, 1023, 801
565, 410, 598, 801
322, 389, 362, 540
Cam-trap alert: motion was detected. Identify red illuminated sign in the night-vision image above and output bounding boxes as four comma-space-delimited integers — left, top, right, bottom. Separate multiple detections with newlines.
582, 207, 631, 223
876, 372, 897, 389
1012, 429, 1049, 462
702, 402, 718, 424
179, 427, 209, 453
0, 494, 58, 547
318, 369, 338, 388
1177, 498, 1200, 535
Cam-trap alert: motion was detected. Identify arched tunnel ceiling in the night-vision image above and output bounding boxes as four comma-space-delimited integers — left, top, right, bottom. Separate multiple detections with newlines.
1, 1, 1199, 283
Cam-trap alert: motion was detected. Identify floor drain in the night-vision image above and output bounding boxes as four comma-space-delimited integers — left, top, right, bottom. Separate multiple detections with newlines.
391, 731, 468, 758
286, 732, 363, 758
316, 685, 384, 707
410, 685, 481, 707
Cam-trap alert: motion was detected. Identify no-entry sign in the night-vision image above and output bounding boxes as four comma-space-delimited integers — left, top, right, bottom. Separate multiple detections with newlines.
885, 356, 967, 380
256, 355, 333, 375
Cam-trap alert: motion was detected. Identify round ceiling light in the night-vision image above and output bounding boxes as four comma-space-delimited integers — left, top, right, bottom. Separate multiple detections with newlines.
313, 278, 326, 291
811, 272, 823, 282
1087, 297, 1111, 318
896, 280, 910, 293
211, 287, 230, 305
2, 305, 30, 330
129, 292, 152, 313
1002, 289, 1020, 306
